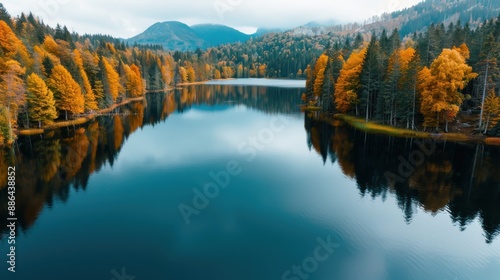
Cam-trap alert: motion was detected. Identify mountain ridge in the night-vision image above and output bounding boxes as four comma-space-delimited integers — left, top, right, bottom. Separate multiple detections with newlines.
127, 21, 252, 51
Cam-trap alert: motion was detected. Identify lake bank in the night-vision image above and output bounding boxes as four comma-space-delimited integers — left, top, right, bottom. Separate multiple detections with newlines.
14, 96, 146, 138
330, 113, 500, 146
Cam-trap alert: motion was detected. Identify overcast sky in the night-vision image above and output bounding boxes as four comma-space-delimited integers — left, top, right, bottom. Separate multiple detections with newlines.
2, 0, 423, 38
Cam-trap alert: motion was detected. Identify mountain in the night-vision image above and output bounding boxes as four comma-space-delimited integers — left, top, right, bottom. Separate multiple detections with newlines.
127, 21, 203, 51
191, 24, 250, 48
127, 22, 251, 51
303, 20, 337, 28
254, 27, 284, 36
284, 0, 500, 38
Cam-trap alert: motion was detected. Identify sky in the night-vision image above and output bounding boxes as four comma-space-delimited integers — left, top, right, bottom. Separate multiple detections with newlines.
2, 0, 423, 38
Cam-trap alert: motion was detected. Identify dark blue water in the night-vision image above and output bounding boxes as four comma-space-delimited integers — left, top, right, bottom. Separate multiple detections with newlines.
1, 80, 499, 280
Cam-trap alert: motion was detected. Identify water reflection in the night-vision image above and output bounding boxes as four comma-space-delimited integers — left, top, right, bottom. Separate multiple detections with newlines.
0, 84, 303, 237
304, 113, 500, 243
2, 83, 499, 246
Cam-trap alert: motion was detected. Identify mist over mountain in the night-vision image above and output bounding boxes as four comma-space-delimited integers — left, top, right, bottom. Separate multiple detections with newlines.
127, 0, 500, 51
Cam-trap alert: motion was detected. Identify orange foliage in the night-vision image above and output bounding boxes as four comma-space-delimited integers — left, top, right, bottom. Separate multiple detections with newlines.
334, 47, 367, 113
313, 54, 329, 97
73, 49, 98, 111
418, 45, 477, 129
102, 57, 121, 102
48, 65, 85, 115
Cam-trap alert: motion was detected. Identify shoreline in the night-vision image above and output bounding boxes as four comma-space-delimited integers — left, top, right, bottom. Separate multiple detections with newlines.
331, 113, 500, 146
15, 96, 146, 137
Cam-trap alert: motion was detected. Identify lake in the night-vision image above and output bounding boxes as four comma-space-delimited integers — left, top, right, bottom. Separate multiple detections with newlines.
1, 79, 499, 280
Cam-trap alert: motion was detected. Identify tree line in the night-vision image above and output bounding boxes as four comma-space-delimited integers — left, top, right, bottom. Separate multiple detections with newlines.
304, 16, 500, 134
2, 4, 500, 145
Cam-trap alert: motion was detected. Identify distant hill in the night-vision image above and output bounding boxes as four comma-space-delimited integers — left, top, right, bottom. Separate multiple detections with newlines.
370, 0, 500, 37
254, 27, 284, 36
285, 0, 500, 38
127, 22, 251, 51
191, 24, 250, 48
127, 21, 202, 51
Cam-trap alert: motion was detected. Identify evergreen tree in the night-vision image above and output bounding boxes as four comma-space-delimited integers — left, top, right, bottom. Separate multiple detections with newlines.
360, 33, 382, 121
477, 33, 499, 130
0, 3, 12, 27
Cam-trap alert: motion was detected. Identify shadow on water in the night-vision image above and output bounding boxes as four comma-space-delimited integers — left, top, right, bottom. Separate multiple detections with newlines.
304, 112, 500, 243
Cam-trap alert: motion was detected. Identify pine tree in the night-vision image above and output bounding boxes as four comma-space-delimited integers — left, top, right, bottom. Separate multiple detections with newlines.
0, 4, 12, 27
399, 48, 421, 129
477, 33, 499, 130
360, 33, 382, 121
482, 89, 500, 134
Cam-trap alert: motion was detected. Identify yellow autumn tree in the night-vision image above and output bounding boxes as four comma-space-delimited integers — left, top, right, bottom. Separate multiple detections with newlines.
101, 57, 120, 103
73, 49, 98, 111
179, 66, 188, 82
42, 35, 60, 57
0, 60, 26, 129
26, 73, 57, 127
47, 65, 85, 119
186, 66, 196, 83
313, 54, 329, 98
334, 47, 367, 113
124, 64, 145, 97
482, 89, 500, 133
0, 20, 31, 67
418, 44, 477, 131
214, 69, 221, 79
258, 64, 267, 77
399, 47, 416, 70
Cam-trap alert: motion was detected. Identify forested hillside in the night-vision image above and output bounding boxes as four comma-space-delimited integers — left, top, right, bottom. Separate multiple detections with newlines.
1, 1, 500, 146
304, 15, 500, 134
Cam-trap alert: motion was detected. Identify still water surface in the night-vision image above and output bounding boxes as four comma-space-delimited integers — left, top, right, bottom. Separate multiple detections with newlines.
1, 79, 499, 280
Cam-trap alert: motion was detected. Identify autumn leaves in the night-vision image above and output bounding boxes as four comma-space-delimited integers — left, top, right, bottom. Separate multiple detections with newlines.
0, 20, 147, 144
308, 38, 498, 133
418, 45, 477, 131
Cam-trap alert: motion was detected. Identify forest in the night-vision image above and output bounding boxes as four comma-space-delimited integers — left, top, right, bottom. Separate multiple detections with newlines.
304, 16, 500, 135
0, 1, 332, 146
1, 3, 500, 146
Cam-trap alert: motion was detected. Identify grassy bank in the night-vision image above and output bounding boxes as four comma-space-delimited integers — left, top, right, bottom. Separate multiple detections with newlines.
332, 113, 500, 146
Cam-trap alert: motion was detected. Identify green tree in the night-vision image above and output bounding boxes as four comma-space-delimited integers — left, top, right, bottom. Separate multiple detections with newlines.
360, 33, 382, 121
477, 33, 499, 131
